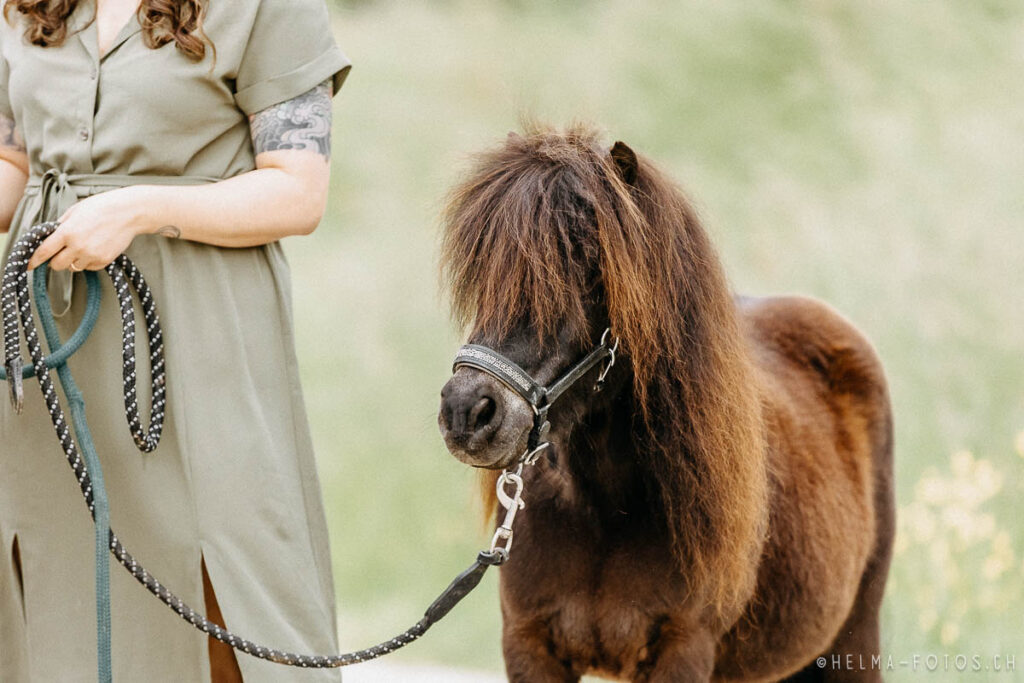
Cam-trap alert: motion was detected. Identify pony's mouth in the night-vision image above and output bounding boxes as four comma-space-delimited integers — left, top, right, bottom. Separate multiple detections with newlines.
441, 415, 532, 470
448, 436, 528, 470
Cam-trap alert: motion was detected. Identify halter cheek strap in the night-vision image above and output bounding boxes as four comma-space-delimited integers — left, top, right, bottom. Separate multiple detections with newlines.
452, 329, 619, 463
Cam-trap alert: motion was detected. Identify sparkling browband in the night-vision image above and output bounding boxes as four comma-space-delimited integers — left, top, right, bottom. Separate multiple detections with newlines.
453, 346, 534, 394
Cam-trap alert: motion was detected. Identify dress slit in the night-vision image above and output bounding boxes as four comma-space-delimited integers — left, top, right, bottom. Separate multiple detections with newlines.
202, 553, 245, 683
11, 533, 25, 620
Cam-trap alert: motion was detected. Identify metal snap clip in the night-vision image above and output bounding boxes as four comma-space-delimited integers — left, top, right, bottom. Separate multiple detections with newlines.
5, 357, 24, 414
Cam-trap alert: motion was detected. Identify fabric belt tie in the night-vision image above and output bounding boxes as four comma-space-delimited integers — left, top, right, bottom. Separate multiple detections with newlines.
25, 169, 220, 317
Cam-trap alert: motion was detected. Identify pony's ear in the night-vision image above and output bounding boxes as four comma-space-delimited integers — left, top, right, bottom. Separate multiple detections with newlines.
609, 141, 639, 186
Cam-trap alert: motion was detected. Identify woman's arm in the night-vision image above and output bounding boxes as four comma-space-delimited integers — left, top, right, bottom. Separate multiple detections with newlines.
28, 80, 335, 271
0, 112, 29, 233
142, 79, 334, 244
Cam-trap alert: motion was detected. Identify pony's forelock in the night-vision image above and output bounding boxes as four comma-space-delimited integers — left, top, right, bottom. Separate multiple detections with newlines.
442, 123, 606, 347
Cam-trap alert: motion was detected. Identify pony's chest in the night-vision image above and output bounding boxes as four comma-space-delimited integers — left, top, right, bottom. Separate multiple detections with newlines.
507, 530, 687, 677
547, 588, 669, 678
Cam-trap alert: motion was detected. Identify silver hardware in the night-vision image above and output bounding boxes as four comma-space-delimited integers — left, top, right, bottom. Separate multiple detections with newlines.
496, 468, 525, 510
6, 358, 24, 414
523, 441, 550, 466
489, 464, 528, 556
596, 330, 619, 387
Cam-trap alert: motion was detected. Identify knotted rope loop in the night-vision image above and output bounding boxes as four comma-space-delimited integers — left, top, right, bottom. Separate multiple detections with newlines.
2, 221, 166, 455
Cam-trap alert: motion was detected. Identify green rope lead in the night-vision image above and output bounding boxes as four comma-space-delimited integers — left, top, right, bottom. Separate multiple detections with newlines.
31, 265, 113, 683
0, 270, 101, 381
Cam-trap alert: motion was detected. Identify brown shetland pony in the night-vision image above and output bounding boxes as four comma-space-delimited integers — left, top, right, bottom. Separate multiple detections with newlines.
437, 124, 894, 682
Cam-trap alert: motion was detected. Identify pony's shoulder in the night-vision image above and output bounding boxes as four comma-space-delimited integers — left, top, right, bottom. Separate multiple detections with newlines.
735, 294, 887, 398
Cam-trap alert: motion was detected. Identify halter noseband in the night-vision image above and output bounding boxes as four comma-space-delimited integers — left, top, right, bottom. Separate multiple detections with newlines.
452, 328, 619, 464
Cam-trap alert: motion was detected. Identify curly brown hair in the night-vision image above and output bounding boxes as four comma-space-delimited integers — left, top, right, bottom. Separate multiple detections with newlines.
3, 0, 212, 62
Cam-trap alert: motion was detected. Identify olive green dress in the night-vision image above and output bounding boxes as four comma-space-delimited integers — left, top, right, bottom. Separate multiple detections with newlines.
0, 1, 351, 681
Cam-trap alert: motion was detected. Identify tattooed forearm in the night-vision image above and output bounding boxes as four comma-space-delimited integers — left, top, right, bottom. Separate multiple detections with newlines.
248, 80, 332, 160
156, 225, 181, 238
0, 114, 25, 153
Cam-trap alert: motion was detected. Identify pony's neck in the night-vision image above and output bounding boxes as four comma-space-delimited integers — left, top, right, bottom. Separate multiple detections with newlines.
558, 373, 667, 526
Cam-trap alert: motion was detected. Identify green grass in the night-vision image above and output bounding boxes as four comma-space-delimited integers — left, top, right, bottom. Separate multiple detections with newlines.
305, 0, 1024, 674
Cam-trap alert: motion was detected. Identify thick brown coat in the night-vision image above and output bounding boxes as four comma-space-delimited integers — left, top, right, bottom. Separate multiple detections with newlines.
439, 125, 894, 682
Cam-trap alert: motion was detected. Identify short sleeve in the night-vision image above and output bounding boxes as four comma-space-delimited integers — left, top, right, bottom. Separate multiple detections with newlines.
233, 0, 351, 115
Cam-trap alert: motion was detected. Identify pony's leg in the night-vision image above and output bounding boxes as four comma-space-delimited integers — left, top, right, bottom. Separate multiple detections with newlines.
800, 523, 892, 680
809, 569, 889, 682
825, 414, 895, 682
782, 425, 895, 683
502, 622, 579, 683
638, 626, 716, 683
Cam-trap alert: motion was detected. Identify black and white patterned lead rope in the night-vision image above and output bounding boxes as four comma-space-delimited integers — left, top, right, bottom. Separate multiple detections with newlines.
2, 221, 501, 668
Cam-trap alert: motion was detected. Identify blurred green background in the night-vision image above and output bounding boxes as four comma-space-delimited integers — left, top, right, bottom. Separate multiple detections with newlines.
308, 0, 1023, 676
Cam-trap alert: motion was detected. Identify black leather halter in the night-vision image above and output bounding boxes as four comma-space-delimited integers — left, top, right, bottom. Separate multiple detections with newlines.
452, 328, 619, 463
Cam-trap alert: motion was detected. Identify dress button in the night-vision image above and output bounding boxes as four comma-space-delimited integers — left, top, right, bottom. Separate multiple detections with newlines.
78, 129, 90, 141
89, 66, 98, 80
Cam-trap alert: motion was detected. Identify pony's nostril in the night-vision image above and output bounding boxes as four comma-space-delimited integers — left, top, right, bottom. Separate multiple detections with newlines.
468, 396, 497, 432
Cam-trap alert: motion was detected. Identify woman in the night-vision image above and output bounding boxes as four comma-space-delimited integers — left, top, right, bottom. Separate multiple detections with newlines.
0, 0, 350, 680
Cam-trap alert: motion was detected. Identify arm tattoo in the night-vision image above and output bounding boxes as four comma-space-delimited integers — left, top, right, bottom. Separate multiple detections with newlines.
248, 79, 332, 160
0, 114, 25, 153
156, 225, 181, 238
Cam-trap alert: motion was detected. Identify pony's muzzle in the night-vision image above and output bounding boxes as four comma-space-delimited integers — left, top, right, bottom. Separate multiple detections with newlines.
439, 373, 503, 449
439, 368, 532, 468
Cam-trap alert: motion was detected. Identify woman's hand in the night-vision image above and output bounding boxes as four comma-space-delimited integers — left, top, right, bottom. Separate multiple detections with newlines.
27, 185, 158, 271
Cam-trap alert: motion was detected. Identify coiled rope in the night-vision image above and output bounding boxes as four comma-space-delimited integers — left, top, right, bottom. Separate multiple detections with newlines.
2, 222, 505, 682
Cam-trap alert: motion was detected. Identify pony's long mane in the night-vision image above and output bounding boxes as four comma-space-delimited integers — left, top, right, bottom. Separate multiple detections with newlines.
442, 123, 768, 613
